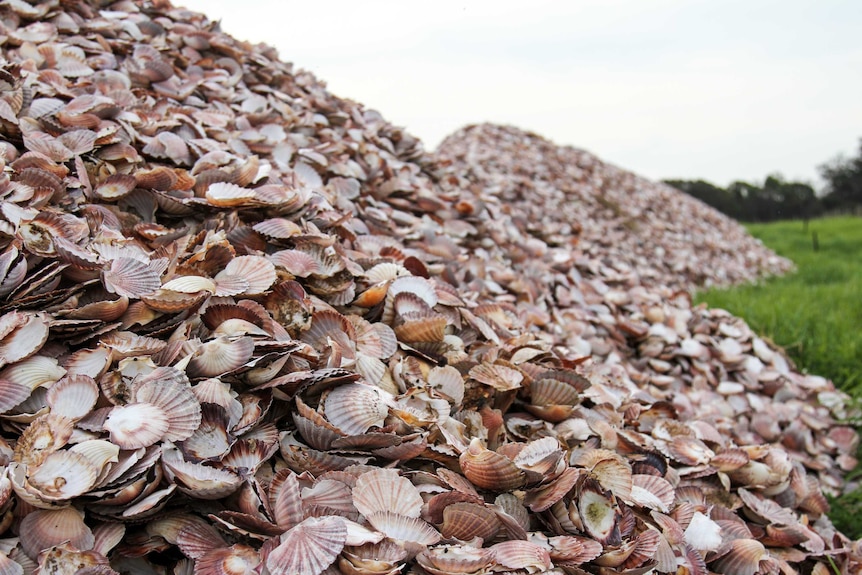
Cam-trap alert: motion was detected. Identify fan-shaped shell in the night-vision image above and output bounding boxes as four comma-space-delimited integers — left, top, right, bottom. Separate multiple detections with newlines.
103, 403, 169, 449
133, 368, 202, 442
628, 474, 675, 512
102, 257, 161, 298
27, 449, 100, 501
352, 469, 422, 519
266, 516, 346, 575
269, 249, 320, 277
95, 173, 137, 201
46, 374, 99, 420
459, 439, 526, 492
323, 384, 389, 435
19, 507, 94, 560
489, 540, 551, 572
441, 501, 501, 541
216, 256, 276, 295
416, 545, 493, 575
365, 512, 440, 546
0, 312, 49, 368
206, 182, 256, 207
710, 538, 768, 575
187, 336, 255, 378
162, 456, 242, 500
196, 544, 260, 575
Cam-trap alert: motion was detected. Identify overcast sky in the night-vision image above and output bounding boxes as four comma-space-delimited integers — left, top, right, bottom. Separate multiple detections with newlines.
177, 0, 861, 189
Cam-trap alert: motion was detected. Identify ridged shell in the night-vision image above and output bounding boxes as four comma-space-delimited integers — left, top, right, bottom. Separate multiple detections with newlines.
206, 182, 256, 207
133, 368, 202, 442
0, 312, 49, 368
46, 374, 99, 420
710, 538, 768, 575
489, 540, 551, 572
531, 377, 580, 406
266, 516, 346, 575
95, 173, 137, 201
441, 502, 501, 541
19, 507, 94, 560
416, 545, 493, 575
459, 439, 526, 492
394, 314, 447, 343
323, 384, 389, 435
628, 474, 675, 512
216, 256, 276, 295
104, 403, 169, 449
269, 249, 320, 277
365, 512, 440, 546
352, 469, 422, 518
162, 456, 242, 500
196, 544, 260, 575
27, 450, 99, 501
187, 336, 255, 378
102, 257, 161, 298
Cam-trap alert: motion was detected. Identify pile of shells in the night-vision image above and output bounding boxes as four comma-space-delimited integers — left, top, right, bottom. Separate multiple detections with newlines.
0, 2, 854, 575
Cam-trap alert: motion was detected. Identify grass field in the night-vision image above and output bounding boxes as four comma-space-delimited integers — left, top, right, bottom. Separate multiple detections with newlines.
695, 215, 862, 536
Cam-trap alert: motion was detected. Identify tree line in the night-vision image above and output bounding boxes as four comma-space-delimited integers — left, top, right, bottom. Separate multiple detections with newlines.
663, 138, 862, 222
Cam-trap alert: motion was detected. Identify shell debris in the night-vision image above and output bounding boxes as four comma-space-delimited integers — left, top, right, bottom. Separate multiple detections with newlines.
0, 2, 853, 575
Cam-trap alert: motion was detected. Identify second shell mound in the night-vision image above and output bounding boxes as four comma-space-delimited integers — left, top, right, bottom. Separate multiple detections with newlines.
0, 2, 854, 575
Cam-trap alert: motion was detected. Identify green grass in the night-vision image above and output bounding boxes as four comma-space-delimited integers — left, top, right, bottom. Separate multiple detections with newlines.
695, 215, 862, 537
696, 216, 862, 392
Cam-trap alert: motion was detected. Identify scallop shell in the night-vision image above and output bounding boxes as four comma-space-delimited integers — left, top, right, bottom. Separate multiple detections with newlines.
266, 516, 346, 575
394, 314, 447, 343
0, 378, 32, 414
133, 368, 202, 442
269, 249, 320, 278
300, 479, 355, 514
627, 474, 675, 513
710, 538, 768, 575
684, 511, 723, 552
27, 449, 100, 501
381, 276, 437, 324
468, 362, 523, 391
323, 384, 389, 435
13, 413, 75, 466
206, 182, 256, 207
416, 545, 493, 575
0, 312, 49, 368
364, 512, 440, 546
441, 501, 501, 542
94, 173, 137, 201
489, 540, 551, 572
524, 467, 580, 512
19, 507, 94, 560
195, 544, 260, 575
459, 438, 526, 492
216, 256, 276, 295
102, 257, 161, 298
187, 336, 255, 378
352, 469, 422, 519
46, 374, 99, 420
103, 403, 169, 449
162, 455, 242, 500
577, 479, 621, 546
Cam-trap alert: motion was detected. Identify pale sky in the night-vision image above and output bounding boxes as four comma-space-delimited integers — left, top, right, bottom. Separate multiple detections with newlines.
177, 0, 861, 190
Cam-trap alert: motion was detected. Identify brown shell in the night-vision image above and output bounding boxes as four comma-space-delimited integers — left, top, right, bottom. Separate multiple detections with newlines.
459, 439, 526, 492
441, 501, 501, 542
